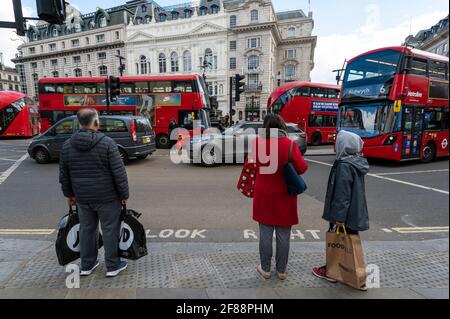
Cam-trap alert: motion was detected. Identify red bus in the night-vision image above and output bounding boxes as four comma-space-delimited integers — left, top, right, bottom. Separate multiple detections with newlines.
38, 74, 212, 148
338, 46, 449, 162
267, 82, 341, 145
0, 91, 40, 138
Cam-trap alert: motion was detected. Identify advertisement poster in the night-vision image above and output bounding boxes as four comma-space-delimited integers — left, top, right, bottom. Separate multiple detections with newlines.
312, 101, 339, 112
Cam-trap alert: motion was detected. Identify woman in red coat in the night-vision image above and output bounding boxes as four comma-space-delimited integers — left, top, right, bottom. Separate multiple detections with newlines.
251, 114, 308, 280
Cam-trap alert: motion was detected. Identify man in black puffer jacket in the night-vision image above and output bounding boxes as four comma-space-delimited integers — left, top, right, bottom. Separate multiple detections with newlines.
59, 108, 129, 278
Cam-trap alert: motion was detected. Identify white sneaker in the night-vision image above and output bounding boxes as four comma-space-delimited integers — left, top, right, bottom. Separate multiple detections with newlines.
80, 262, 99, 276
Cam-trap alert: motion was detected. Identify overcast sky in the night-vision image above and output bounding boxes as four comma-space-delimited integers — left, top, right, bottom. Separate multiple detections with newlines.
1, 0, 448, 83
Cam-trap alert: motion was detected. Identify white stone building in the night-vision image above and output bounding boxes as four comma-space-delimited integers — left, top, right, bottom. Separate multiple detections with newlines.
0, 53, 21, 92
126, 0, 317, 121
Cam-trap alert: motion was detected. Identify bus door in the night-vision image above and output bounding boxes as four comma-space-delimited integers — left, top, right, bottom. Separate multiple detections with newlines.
401, 106, 423, 159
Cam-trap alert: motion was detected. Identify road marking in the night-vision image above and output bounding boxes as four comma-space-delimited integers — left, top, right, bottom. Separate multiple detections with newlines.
0, 158, 20, 162
391, 226, 449, 234
0, 154, 28, 185
381, 228, 393, 233
0, 229, 55, 235
305, 158, 449, 195
375, 169, 449, 176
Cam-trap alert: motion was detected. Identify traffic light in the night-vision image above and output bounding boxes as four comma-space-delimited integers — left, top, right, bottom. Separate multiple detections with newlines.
109, 76, 121, 102
36, 0, 66, 25
235, 74, 245, 102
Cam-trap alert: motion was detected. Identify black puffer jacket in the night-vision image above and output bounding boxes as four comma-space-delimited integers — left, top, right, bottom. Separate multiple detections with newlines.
59, 129, 129, 204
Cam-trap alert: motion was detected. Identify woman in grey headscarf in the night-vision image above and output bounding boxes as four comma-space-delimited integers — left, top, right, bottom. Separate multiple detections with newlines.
312, 130, 370, 290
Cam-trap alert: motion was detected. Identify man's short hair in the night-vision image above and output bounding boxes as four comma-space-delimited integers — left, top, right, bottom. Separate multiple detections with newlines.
77, 108, 99, 127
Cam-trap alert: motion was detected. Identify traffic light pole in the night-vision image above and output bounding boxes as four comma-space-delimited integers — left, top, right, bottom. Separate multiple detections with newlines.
229, 76, 233, 127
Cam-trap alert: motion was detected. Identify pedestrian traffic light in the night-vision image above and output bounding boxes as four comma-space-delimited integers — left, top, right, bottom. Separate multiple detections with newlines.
109, 76, 121, 102
36, 0, 66, 25
235, 74, 245, 102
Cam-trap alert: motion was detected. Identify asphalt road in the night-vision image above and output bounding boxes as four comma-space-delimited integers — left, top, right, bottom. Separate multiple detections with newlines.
0, 138, 448, 242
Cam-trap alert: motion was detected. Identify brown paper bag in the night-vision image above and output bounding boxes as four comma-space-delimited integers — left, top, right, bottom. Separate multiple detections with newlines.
326, 228, 367, 289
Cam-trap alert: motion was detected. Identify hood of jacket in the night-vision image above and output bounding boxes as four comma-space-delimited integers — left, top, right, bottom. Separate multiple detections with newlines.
70, 129, 105, 151
336, 130, 364, 160
340, 156, 370, 175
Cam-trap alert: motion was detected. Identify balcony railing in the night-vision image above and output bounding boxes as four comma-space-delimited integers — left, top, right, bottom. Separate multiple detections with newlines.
244, 84, 263, 92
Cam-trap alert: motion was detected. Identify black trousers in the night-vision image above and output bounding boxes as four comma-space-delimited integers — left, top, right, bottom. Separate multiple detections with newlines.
328, 223, 359, 235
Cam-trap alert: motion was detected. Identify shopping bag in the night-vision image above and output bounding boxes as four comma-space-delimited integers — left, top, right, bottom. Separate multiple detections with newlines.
118, 206, 148, 260
55, 205, 103, 266
325, 226, 367, 289
237, 157, 257, 198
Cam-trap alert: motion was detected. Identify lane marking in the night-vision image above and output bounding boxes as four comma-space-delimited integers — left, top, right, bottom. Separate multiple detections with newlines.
381, 228, 393, 233
375, 169, 449, 176
391, 226, 449, 234
305, 158, 449, 195
0, 158, 20, 162
0, 229, 55, 235
0, 154, 29, 185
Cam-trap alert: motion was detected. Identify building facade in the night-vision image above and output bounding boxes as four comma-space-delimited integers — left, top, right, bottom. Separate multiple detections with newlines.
125, 0, 317, 121
0, 53, 21, 92
12, 4, 132, 100
404, 16, 449, 57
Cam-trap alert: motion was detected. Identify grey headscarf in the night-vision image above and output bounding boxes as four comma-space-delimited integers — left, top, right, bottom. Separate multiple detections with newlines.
335, 130, 364, 160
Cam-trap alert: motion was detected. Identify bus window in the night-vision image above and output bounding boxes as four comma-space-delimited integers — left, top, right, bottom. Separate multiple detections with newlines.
173, 81, 194, 93
135, 82, 150, 93
56, 84, 64, 93
327, 89, 340, 99
150, 81, 172, 93
309, 115, 323, 127
324, 115, 337, 127
407, 57, 427, 77
429, 61, 447, 80
42, 84, 56, 94
97, 82, 106, 94
64, 84, 74, 94
293, 86, 310, 97
311, 88, 327, 98
120, 83, 135, 94
424, 109, 448, 130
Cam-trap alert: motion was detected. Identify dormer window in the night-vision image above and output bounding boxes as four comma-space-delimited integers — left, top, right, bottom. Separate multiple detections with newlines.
74, 23, 82, 33
145, 16, 151, 23
211, 5, 219, 14
172, 11, 179, 20
159, 13, 166, 22
199, 6, 207, 16
52, 28, 58, 37
32, 33, 38, 41
135, 17, 143, 25
100, 16, 107, 27
141, 5, 147, 13
184, 9, 192, 18
89, 20, 95, 29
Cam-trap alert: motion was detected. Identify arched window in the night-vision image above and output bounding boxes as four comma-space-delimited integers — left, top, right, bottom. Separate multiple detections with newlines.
32, 33, 38, 41
211, 5, 219, 14
285, 64, 296, 80
145, 16, 151, 23
171, 52, 179, 72
248, 55, 259, 70
99, 65, 108, 76
159, 13, 166, 22
74, 68, 82, 77
159, 53, 166, 73
141, 5, 147, 13
199, 6, 207, 16
99, 16, 107, 27
140, 55, 148, 74
135, 17, 143, 25
172, 11, 179, 20
250, 10, 258, 22
52, 28, 58, 37
183, 50, 192, 72
184, 9, 192, 18
204, 48, 213, 68
229, 15, 236, 27
287, 27, 296, 37
52, 71, 59, 78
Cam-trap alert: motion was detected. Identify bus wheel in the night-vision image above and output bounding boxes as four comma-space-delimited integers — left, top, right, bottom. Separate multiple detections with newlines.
311, 132, 322, 146
119, 148, 129, 165
201, 145, 221, 167
156, 134, 171, 149
34, 148, 50, 164
421, 142, 436, 163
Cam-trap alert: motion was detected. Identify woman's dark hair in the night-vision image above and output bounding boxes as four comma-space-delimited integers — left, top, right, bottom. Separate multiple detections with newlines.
262, 113, 287, 137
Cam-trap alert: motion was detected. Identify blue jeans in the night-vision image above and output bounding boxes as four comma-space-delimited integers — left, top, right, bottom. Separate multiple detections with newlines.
259, 223, 292, 273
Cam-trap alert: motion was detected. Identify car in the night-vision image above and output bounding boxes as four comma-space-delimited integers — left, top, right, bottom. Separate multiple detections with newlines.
189, 121, 307, 166
28, 115, 156, 164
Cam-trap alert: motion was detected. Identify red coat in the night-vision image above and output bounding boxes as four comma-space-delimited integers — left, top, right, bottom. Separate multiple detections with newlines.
252, 137, 308, 227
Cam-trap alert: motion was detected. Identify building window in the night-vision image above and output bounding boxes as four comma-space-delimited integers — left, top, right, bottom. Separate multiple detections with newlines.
229, 41, 236, 50
230, 57, 237, 70
61, 41, 65, 49
87, 54, 91, 62
51, 59, 58, 66
172, 11, 179, 20
135, 17, 143, 25
199, 6, 207, 16
52, 28, 58, 37
204, 48, 213, 69
115, 31, 120, 40
73, 56, 81, 63
89, 20, 95, 29
100, 16, 107, 28
184, 10, 192, 18
72, 39, 80, 47
31, 62, 37, 70
52, 71, 59, 78
99, 65, 108, 76
248, 55, 259, 70
32, 73, 39, 97
86, 37, 90, 45
211, 5, 219, 14
183, 50, 192, 72
49, 43, 56, 51
285, 49, 296, 59
248, 74, 260, 87
250, 10, 258, 22
145, 16, 151, 23
159, 53, 167, 73
285, 64, 296, 80
89, 71, 92, 77
248, 37, 261, 48
74, 23, 82, 33
141, 5, 147, 13
97, 52, 106, 60
29, 47, 35, 54
140, 55, 148, 74
96, 34, 105, 43
159, 14, 166, 22
171, 52, 179, 72
74, 68, 82, 77
230, 15, 237, 27
32, 33, 38, 41
287, 27, 296, 37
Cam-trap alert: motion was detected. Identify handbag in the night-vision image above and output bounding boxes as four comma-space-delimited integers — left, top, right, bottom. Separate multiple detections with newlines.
118, 205, 148, 260
236, 157, 257, 198
284, 141, 307, 195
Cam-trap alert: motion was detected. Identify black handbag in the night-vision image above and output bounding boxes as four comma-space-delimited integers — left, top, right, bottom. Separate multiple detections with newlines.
284, 141, 307, 195
118, 205, 148, 260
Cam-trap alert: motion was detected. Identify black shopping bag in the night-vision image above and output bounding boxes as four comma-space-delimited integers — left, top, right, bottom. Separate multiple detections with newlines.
55, 205, 103, 266
119, 206, 148, 260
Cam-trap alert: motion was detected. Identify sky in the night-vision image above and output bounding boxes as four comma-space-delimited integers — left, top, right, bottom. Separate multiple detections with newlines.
1, 0, 448, 83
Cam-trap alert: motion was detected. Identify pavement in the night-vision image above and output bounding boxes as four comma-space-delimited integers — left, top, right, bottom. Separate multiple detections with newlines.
0, 237, 448, 299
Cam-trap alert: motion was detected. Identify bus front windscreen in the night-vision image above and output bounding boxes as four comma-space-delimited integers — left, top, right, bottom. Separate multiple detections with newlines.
338, 102, 399, 138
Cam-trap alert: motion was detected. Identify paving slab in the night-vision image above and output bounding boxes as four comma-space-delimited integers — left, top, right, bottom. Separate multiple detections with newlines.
137, 288, 208, 299
66, 288, 136, 299
410, 288, 449, 299
274, 287, 352, 299
0, 288, 68, 299
206, 288, 280, 299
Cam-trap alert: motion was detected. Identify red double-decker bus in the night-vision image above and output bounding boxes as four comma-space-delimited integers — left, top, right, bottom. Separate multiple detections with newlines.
38, 74, 212, 148
0, 91, 39, 138
338, 46, 449, 162
267, 82, 341, 145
